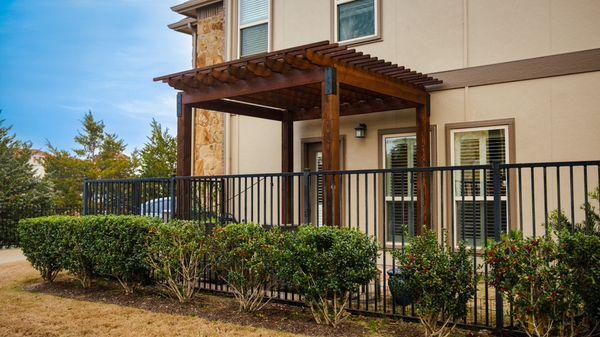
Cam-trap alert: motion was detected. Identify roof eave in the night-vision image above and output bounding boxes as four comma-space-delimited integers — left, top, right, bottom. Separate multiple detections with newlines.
171, 0, 221, 18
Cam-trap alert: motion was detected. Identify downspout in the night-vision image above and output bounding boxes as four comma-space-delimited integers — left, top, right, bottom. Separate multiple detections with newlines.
189, 21, 197, 175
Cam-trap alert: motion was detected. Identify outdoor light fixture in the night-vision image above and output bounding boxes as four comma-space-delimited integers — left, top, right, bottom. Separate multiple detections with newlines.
354, 123, 367, 138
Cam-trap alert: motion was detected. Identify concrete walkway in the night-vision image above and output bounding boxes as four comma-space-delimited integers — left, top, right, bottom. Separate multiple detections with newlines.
0, 248, 26, 265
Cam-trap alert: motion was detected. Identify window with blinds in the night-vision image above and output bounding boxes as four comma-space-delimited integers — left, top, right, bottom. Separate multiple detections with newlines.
239, 0, 269, 57
452, 127, 509, 246
383, 134, 416, 243
336, 0, 377, 43
315, 151, 323, 227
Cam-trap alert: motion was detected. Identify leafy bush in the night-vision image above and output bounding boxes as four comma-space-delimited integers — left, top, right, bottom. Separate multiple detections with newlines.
18, 216, 73, 282
485, 232, 584, 337
85, 215, 158, 293
392, 230, 476, 337
559, 231, 600, 326
547, 186, 600, 332
18, 215, 159, 291
208, 223, 283, 312
146, 220, 207, 303
280, 225, 379, 326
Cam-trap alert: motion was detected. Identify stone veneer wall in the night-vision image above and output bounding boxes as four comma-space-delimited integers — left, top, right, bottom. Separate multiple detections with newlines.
193, 9, 225, 176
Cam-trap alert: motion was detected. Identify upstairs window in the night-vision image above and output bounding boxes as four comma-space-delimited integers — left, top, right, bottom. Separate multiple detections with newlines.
335, 0, 378, 43
239, 0, 270, 57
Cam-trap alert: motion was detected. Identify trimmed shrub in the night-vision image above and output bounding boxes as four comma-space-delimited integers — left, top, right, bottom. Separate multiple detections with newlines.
485, 232, 584, 337
280, 225, 379, 327
208, 223, 284, 312
146, 220, 207, 303
559, 230, 600, 327
85, 215, 159, 293
18, 216, 74, 282
392, 230, 476, 337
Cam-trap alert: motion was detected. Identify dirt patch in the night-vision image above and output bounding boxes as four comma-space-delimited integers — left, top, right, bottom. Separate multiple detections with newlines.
26, 277, 417, 337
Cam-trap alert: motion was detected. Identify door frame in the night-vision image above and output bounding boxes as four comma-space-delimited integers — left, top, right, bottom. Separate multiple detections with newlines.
300, 136, 346, 226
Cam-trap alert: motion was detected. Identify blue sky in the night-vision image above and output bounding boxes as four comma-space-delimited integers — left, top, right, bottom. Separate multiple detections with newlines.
0, 0, 191, 153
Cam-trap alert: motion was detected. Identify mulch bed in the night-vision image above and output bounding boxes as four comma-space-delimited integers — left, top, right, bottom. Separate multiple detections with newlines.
25, 275, 486, 337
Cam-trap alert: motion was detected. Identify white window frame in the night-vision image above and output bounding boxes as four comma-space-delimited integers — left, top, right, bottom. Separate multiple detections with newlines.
450, 125, 510, 247
382, 132, 416, 246
237, 0, 271, 58
334, 0, 379, 44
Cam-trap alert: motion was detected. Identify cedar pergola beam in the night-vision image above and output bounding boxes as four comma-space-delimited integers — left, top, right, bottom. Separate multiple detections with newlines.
191, 99, 284, 121
181, 67, 325, 104
336, 66, 427, 104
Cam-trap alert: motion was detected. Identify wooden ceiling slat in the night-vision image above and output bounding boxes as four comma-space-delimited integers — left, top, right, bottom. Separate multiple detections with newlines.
340, 54, 370, 63
246, 62, 272, 77
284, 55, 313, 70
328, 49, 356, 59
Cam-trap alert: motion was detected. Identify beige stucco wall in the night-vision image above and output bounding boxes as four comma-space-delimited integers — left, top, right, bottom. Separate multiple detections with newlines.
192, 12, 226, 176
267, 0, 600, 71
224, 0, 600, 175
229, 71, 600, 173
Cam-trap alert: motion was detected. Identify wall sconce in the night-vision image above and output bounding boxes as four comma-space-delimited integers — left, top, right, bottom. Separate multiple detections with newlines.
354, 123, 367, 139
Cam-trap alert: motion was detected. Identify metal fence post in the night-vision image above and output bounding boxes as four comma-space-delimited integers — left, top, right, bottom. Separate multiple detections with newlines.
170, 176, 177, 221
132, 180, 141, 215
303, 169, 311, 224
492, 162, 504, 332
82, 179, 89, 215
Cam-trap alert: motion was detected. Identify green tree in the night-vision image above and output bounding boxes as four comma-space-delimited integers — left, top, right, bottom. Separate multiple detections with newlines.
0, 111, 54, 226
133, 119, 176, 178
44, 111, 134, 209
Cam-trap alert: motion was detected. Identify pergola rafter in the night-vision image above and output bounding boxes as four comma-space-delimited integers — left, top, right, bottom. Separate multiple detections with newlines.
155, 40, 441, 230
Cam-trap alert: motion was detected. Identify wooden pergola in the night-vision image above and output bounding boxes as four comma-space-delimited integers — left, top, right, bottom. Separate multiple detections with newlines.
155, 40, 441, 230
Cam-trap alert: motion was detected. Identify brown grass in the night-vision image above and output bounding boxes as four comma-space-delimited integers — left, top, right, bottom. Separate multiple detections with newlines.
0, 258, 486, 337
0, 261, 307, 337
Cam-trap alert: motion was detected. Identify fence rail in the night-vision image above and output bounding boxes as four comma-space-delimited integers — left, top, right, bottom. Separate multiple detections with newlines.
0, 205, 80, 248
83, 160, 600, 331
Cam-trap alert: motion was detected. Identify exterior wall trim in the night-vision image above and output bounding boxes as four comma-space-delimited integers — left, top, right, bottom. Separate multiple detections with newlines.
429, 48, 600, 91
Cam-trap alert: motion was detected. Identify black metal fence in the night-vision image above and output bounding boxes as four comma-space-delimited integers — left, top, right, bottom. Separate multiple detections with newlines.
83, 160, 600, 331
0, 205, 80, 248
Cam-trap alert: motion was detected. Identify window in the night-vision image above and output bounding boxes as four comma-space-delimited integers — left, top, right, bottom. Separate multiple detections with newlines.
315, 151, 323, 227
335, 0, 378, 43
383, 134, 417, 243
451, 126, 509, 246
238, 0, 269, 57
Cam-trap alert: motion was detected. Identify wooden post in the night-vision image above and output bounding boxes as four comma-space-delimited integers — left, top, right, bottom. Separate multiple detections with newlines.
321, 68, 341, 227
176, 93, 192, 219
282, 111, 294, 224
415, 94, 431, 234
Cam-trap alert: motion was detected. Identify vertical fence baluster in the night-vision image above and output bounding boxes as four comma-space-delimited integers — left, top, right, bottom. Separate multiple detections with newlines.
492, 162, 504, 331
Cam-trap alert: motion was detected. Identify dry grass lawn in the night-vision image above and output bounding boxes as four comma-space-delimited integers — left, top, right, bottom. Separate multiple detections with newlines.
0, 252, 483, 337
0, 259, 312, 337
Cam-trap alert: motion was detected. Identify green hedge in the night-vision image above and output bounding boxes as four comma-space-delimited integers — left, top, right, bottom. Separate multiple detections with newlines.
280, 225, 379, 326
146, 220, 207, 303
18, 215, 160, 291
208, 223, 284, 312
18, 216, 77, 282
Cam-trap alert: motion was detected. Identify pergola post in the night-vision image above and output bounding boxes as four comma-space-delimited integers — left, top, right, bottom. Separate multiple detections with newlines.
176, 93, 192, 219
415, 94, 431, 233
281, 111, 294, 224
321, 68, 341, 227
